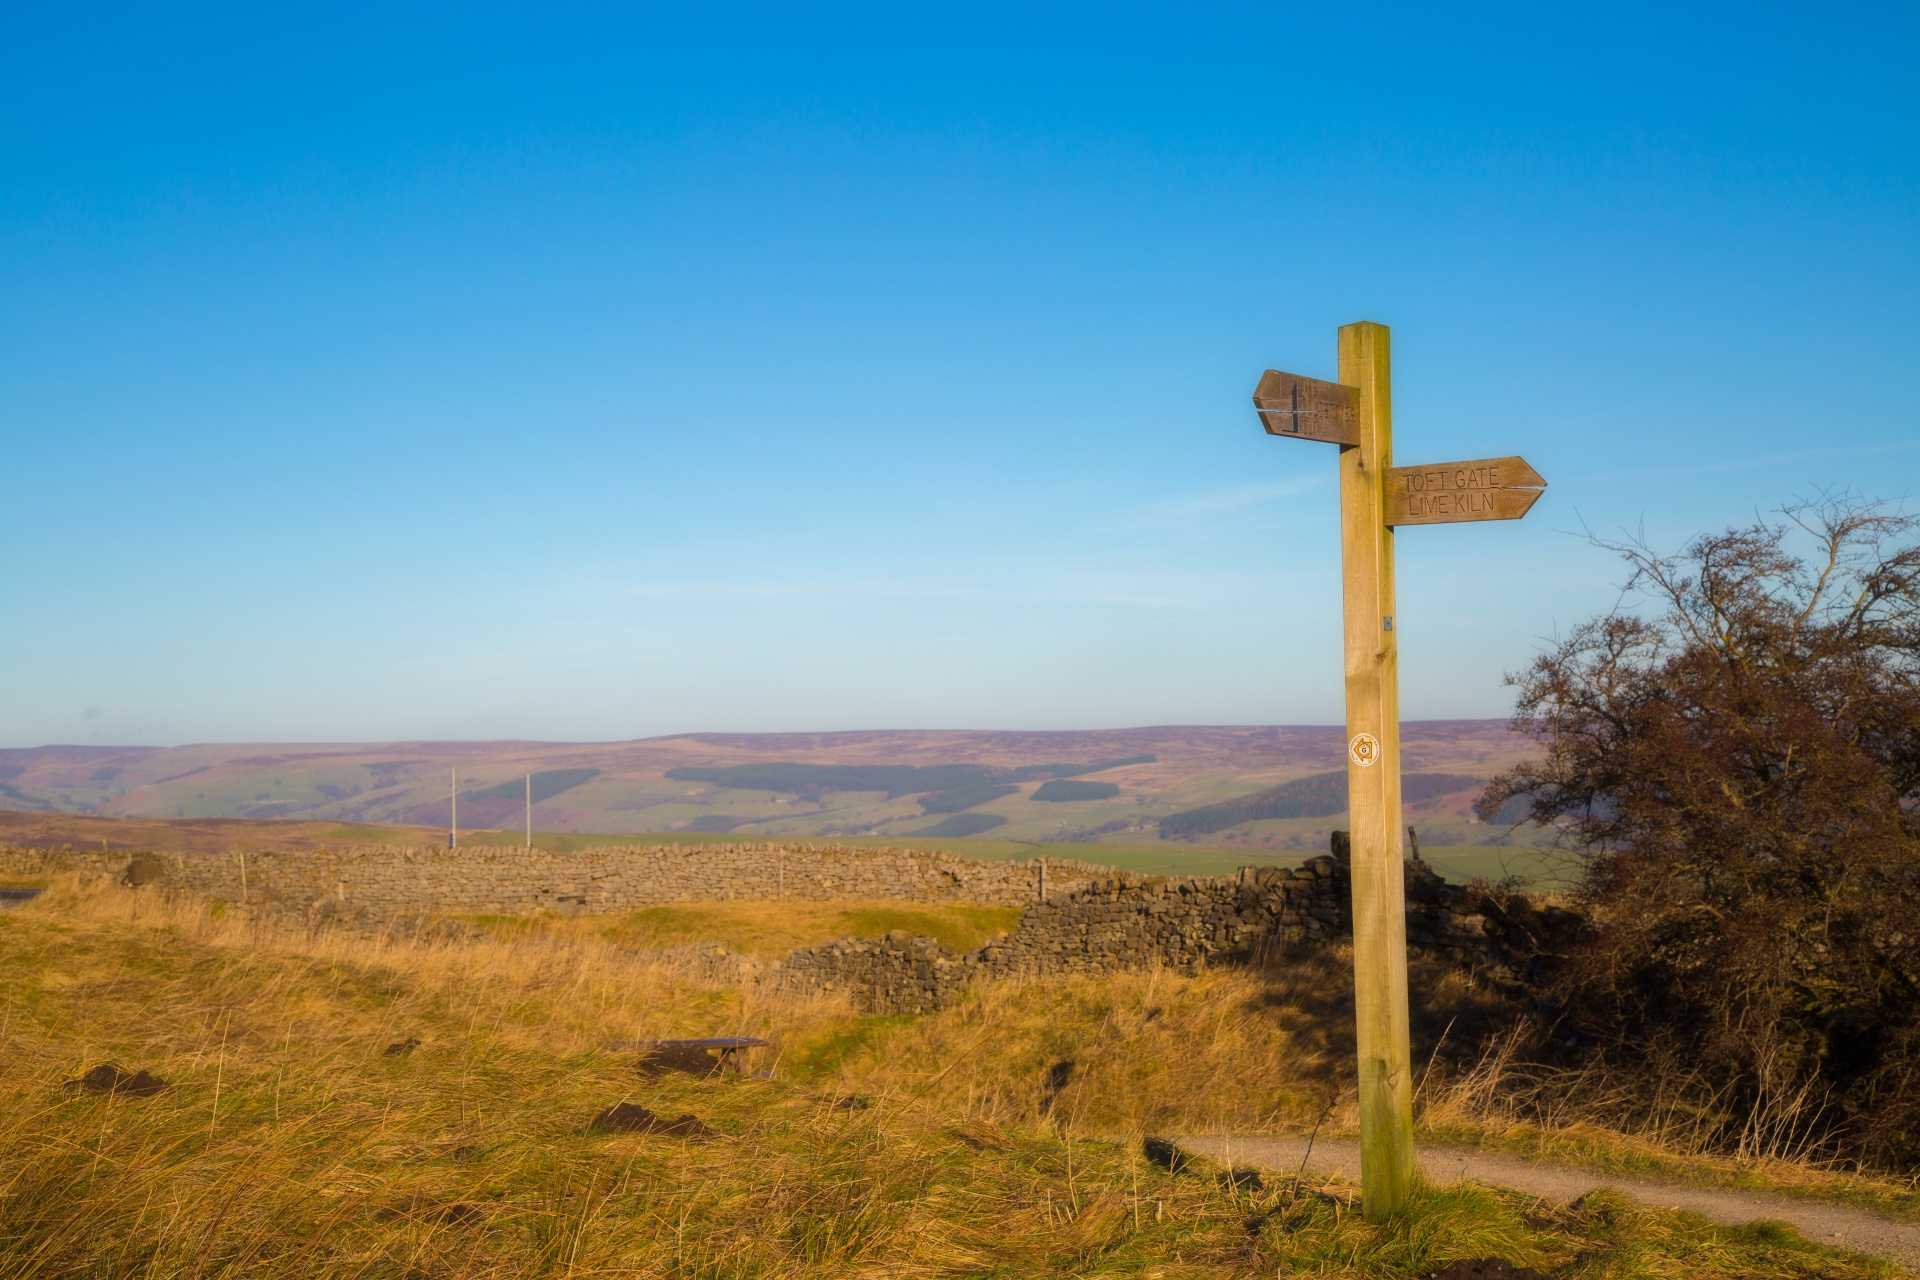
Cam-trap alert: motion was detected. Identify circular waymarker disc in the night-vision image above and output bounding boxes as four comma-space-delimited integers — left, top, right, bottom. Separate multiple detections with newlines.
1348, 733, 1380, 768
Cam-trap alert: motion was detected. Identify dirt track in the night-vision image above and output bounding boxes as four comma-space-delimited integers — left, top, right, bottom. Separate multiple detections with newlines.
1177, 1135, 1920, 1271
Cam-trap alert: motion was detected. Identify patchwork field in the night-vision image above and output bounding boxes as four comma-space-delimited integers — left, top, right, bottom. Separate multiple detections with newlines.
0, 722, 1551, 856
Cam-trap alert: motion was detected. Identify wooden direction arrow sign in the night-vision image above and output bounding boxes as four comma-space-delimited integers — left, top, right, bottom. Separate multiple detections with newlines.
1384, 456, 1545, 526
1253, 369, 1360, 445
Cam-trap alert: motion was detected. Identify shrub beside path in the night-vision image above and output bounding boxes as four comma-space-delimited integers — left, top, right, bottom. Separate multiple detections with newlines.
1177, 1136, 1920, 1270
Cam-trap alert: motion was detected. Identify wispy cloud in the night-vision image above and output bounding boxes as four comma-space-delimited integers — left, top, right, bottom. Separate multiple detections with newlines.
1121, 477, 1328, 533
595, 577, 1203, 611
1591, 438, 1920, 483
1140, 475, 1330, 519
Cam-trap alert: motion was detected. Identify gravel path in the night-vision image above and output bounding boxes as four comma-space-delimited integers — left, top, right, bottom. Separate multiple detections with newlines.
1176, 1135, 1920, 1271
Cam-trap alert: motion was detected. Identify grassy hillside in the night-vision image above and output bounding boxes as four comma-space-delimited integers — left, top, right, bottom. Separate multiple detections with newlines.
2, 877, 1904, 1278
464, 900, 1024, 959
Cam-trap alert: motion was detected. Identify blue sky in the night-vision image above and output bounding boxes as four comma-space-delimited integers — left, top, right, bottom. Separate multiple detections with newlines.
4, 2, 1916, 747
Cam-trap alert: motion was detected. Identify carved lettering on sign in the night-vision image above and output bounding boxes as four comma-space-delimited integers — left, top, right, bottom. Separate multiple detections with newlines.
1383, 456, 1545, 526
1252, 370, 1361, 447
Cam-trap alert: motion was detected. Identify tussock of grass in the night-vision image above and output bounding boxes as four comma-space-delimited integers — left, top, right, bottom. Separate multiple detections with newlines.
0, 876, 1903, 1278
832, 965, 1340, 1133
825, 947, 1517, 1141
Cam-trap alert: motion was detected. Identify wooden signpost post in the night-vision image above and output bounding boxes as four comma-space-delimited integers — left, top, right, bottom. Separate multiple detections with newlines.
1255, 321, 1545, 1220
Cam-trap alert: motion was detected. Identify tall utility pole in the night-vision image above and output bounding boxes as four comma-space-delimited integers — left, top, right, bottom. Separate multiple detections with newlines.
1336, 321, 1413, 1218
450, 768, 458, 850
1253, 320, 1546, 1220
526, 774, 532, 849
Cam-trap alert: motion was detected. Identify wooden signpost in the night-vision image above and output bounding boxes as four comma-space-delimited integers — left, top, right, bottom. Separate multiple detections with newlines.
1256, 322, 1545, 1220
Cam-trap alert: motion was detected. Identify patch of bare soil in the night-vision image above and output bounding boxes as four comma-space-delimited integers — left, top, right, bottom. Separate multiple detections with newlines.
63, 1063, 167, 1097
1429, 1261, 1549, 1280
591, 1103, 715, 1137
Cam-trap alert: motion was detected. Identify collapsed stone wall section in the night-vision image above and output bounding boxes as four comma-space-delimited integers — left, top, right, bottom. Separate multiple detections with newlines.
776, 930, 969, 1015
0, 841, 1108, 914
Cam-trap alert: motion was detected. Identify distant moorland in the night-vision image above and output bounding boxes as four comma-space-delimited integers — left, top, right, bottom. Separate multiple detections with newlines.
0, 723, 1548, 860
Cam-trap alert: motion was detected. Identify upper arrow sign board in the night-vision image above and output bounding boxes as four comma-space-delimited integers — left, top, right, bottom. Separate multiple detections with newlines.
1384, 456, 1546, 526
1253, 370, 1360, 446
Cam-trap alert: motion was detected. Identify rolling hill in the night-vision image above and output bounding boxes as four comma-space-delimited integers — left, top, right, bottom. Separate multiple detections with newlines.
0, 723, 1544, 853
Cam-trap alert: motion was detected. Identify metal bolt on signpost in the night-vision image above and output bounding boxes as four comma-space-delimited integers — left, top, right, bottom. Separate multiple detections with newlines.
1254, 321, 1546, 1219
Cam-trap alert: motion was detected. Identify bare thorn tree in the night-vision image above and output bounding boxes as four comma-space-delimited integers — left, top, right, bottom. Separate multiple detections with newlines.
1479, 493, 1920, 1166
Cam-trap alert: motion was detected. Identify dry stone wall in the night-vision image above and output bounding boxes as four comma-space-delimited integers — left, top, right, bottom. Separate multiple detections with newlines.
3, 836, 1583, 1015
0, 842, 1108, 914
974, 857, 1349, 978
778, 846, 1587, 1012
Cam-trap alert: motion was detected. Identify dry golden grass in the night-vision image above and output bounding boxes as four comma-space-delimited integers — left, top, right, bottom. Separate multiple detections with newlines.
1418, 1027, 1920, 1221
830, 965, 1341, 1134
0, 875, 1903, 1278
463, 899, 1023, 961
819, 947, 1920, 1222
